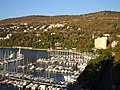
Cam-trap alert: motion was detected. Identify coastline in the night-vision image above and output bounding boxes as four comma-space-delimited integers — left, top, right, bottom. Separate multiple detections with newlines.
0, 46, 84, 53
0, 46, 48, 51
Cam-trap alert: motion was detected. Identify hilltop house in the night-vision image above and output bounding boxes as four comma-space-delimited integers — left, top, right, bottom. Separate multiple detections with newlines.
0, 33, 12, 40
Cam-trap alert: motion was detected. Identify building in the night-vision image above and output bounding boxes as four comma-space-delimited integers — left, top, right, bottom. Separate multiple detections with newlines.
103, 34, 110, 37
0, 33, 12, 40
111, 41, 119, 47
95, 37, 108, 49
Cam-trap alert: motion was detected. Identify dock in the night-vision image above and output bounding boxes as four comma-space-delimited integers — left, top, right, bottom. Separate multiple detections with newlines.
0, 72, 67, 90
0, 48, 96, 90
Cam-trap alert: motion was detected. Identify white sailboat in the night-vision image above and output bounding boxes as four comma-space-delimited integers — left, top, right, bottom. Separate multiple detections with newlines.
63, 74, 76, 82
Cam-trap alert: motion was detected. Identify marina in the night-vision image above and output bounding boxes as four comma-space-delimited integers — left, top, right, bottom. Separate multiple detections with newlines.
0, 47, 95, 90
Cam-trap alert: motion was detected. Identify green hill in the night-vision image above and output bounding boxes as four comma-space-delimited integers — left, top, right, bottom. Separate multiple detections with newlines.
0, 11, 120, 50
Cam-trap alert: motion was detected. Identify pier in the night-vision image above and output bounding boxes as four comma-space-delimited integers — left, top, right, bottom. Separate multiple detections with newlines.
0, 72, 66, 90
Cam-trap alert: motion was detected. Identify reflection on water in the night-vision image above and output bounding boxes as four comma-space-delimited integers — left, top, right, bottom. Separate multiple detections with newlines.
0, 48, 48, 61
0, 85, 18, 90
0, 48, 64, 82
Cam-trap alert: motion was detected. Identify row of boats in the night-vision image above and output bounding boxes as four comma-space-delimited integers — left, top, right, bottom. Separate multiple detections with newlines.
36, 55, 91, 66
0, 79, 66, 90
36, 55, 90, 73
0, 72, 67, 90
0, 72, 55, 83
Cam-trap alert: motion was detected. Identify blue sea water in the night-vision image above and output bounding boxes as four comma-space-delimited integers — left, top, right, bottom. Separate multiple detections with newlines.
0, 85, 19, 90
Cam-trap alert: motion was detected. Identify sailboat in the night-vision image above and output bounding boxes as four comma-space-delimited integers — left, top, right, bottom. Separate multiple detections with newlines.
7, 53, 14, 60
16, 48, 24, 60
63, 74, 76, 82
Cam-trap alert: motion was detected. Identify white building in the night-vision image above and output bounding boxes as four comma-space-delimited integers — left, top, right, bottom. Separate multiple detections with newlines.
111, 41, 119, 47
95, 37, 108, 49
103, 34, 110, 37
0, 33, 12, 40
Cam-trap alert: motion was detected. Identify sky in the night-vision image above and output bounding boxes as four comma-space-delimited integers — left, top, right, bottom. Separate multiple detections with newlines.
0, 0, 120, 20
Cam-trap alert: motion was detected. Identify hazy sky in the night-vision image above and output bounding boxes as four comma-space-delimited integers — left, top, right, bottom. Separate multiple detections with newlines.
0, 0, 120, 20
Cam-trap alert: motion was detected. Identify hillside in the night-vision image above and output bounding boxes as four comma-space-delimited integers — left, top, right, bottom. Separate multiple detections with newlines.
0, 11, 120, 90
0, 11, 120, 50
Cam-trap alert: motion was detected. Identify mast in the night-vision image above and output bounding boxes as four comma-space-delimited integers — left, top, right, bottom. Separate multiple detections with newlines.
18, 48, 21, 58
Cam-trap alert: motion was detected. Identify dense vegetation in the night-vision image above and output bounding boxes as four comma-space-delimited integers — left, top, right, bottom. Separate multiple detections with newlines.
0, 11, 120, 51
